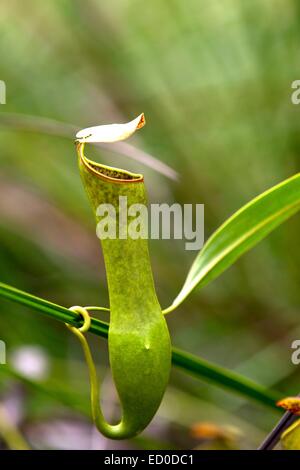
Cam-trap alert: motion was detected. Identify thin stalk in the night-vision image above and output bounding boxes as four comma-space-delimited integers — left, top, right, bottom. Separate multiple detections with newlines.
258, 396, 300, 450
0, 281, 280, 410
0, 405, 30, 450
172, 348, 280, 409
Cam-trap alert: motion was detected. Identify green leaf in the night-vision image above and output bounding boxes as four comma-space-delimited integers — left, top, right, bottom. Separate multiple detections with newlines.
165, 173, 300, 313
0, 281, 280, 409
281, 419, 300, 450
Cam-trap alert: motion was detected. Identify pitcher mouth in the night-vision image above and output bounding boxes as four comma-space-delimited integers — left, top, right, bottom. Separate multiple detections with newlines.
76, 142, 144, 184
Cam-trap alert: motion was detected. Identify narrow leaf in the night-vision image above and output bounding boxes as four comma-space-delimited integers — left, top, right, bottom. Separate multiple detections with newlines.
281, 419, 300, 450
0, 281, 279, 409
165, 173, 300, 312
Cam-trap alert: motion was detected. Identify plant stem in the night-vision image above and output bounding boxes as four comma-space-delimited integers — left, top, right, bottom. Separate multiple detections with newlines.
0, 281, 280, 410
172, 348, 279, 408
258, 402, 300, 450
0, 405, 30, 450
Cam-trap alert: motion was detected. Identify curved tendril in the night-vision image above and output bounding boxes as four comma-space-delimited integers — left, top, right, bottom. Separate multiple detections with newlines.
162, 305, 177, 315
66, 306, 125, 439
84, 306, 110, 313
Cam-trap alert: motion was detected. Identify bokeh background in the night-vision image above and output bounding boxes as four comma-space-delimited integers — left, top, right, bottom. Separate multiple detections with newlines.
0, 0, 299, 450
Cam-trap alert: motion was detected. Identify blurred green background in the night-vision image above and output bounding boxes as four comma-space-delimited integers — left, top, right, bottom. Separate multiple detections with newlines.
0, 0, 299, 450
